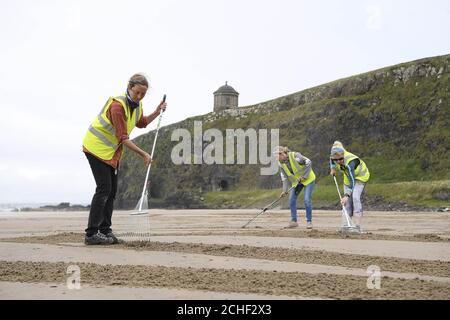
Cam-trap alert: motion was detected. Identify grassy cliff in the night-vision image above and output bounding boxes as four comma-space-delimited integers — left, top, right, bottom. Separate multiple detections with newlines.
117, 54, 450, 211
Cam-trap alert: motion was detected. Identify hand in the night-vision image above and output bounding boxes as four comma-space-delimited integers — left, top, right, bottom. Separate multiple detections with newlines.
143, 152, 152, 166
330, 169, 336, 177
341, 196, 349, 206
280, 191, 288, 198
157, 101, 167, 114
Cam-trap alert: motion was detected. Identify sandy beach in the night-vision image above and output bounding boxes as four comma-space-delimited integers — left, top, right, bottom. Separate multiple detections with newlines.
0, 209, 449, 300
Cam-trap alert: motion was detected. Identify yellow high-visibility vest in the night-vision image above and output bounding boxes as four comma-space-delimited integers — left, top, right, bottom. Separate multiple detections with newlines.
82, 94, 142, 160
336, 151, 370, 185
280, 152, 316, 187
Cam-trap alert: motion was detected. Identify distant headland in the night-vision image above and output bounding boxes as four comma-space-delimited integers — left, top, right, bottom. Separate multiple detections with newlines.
12, 202, 90, 212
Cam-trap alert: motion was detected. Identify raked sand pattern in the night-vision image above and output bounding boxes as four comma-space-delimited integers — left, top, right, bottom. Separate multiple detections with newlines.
0, 209, 449, 299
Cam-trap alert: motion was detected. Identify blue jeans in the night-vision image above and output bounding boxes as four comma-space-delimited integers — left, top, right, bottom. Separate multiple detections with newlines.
290, 181, 315, 222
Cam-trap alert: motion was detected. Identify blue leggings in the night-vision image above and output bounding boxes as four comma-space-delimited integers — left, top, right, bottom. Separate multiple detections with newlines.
290, 181, 315, 222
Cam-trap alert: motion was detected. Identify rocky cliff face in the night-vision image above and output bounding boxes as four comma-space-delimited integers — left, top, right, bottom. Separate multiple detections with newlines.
116, 54, 450, 209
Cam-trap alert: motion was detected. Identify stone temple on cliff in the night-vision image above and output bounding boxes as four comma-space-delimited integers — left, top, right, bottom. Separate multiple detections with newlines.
213, 81, 239, 112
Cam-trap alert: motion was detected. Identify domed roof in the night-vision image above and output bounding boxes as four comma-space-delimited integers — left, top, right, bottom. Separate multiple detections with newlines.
214, 81, 239, 95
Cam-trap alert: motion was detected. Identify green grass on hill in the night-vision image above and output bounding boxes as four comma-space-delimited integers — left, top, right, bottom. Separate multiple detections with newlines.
367, 180, 450, 207
204, 180, 450, 209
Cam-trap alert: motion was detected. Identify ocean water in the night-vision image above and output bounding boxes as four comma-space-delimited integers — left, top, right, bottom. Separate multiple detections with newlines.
0, 202, 90, 212
0, 203, 58, 212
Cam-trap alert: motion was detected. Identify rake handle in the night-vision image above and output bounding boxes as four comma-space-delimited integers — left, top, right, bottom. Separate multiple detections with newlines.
138, 97, 166, 211
241, 183, 298, 228
333, 175, 343, 199
333, 175, 353, 227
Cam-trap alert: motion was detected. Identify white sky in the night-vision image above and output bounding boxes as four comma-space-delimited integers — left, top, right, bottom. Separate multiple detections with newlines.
1, 0, 449, 204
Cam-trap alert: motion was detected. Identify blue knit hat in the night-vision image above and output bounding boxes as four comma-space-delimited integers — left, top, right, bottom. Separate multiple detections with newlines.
330, 141, 345, 157
330, 146, 345, 156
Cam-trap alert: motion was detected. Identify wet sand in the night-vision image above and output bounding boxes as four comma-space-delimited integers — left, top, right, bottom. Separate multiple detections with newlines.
0, 209, 449, 299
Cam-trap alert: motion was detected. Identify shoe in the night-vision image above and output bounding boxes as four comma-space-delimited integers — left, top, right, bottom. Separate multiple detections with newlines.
306, 222, 313, 229
106, 232, 121, 244
286, 221, 298, 228
85, 232, 114, 245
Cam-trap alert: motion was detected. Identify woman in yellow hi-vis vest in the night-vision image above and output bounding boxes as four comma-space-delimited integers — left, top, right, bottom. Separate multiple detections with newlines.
82, 73, 167, 245
329, 141, 370, 232
274, 146, 316, 229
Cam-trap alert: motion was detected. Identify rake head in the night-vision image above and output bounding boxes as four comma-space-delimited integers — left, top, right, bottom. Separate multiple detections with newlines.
340, 225, 362, 235
130, 191, 149, 215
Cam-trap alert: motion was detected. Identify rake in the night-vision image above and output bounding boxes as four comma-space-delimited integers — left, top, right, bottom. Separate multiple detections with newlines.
242, 184, 297, 229
131, 94, 166, 216
332, 175, 360, 234
118, 95, 166, 243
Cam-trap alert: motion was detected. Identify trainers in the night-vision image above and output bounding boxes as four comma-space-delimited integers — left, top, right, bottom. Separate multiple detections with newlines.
286, 221, 299, 228
306, 222, 313, 229
106, 232, 121, 244
85, 232, 114, 245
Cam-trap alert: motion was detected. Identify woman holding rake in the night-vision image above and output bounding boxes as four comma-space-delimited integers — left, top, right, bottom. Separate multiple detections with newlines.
82, 73, 167, 245
274, 146, 316, 229
329, 141, 370, 232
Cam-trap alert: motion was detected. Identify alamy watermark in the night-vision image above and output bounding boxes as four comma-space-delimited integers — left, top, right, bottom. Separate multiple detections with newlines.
171, 121, 279, 175
67, 265, 81, 290
366, 265, 381, 289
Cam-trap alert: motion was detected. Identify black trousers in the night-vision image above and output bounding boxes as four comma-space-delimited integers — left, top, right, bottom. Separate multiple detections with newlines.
85, 152, 117, 236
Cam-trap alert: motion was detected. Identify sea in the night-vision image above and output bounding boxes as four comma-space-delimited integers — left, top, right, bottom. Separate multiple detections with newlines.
0, 203, 88, 212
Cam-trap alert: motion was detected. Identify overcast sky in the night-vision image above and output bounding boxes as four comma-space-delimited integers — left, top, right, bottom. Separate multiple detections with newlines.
1, 0, 449, 205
